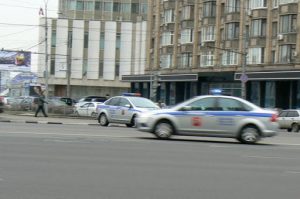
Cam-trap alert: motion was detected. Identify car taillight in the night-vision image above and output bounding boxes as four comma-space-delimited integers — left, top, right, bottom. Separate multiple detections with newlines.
270, 114, 278, 122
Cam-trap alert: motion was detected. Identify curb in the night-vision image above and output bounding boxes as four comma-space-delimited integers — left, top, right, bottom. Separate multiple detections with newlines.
0, 119, 97, 125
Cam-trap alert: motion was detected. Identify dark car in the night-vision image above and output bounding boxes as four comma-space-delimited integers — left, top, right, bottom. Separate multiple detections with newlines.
0, 96, 4, 113
50, 97, 77, 106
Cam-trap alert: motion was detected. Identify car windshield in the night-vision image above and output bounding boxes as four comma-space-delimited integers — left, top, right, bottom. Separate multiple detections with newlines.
129, 97, 159, 108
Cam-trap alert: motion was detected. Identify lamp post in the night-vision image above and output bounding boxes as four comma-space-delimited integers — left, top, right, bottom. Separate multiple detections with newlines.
44, 0, 49, 112
240, 0, 249, 100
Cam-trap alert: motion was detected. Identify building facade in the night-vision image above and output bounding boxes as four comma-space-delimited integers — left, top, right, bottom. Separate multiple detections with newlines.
37, 0, 147, 98
122, 0, 300, 109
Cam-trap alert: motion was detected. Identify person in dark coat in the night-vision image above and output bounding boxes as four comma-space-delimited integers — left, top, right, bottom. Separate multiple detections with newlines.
35, 92, 48, 117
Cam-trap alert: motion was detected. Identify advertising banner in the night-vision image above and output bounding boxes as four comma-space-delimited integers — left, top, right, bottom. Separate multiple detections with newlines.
0, 50, 31, 72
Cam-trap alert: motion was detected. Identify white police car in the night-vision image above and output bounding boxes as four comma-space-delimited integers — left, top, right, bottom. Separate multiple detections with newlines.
136, 95, 279, 144
97, 93, 160, 127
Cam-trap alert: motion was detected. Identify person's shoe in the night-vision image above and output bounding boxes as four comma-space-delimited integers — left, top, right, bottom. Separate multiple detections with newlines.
45, 115, 48, 117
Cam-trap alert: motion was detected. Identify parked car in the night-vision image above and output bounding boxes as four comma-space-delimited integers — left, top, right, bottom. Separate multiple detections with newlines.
74, 102, 102, 117
50, 97, 77, 106
97, 94, 160, 127
136, 95, 279, 144
0, 96, 4, 113
75, 96, 107, 107
19, 96, 39, 111
277, 109, 300, 132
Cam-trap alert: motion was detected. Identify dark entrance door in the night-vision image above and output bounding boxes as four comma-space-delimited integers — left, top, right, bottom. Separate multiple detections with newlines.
176, 82, 185, 104
276, 81, 290, 109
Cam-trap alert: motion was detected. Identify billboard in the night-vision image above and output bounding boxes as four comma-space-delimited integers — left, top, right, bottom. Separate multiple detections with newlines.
0, 50, 31, 72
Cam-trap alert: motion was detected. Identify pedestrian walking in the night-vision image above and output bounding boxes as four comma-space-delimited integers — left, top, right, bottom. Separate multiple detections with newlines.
35, 91, 48, 117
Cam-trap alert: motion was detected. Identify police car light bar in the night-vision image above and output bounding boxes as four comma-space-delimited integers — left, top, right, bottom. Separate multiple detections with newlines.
210, 89, 223, 95
122, 93, 141, 96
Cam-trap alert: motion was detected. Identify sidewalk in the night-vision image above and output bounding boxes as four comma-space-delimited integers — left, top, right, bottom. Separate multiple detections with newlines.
0, 112, 99, 125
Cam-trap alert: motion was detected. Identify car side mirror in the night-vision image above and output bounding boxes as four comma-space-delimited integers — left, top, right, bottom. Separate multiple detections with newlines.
125, 104, 131, 108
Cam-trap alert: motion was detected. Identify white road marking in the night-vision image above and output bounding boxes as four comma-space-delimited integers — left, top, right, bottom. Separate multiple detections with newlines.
285, 171, 300, 174
245, 155, 298, 160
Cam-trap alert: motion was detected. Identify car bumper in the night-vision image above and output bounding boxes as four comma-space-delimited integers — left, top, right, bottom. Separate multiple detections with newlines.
136, 117, 154, 133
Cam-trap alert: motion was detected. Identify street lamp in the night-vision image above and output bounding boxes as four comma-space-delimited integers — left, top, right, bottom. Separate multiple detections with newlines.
43, 0, 49, 112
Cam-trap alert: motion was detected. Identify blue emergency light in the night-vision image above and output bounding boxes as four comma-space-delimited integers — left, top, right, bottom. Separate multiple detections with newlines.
210, 89, 223, 95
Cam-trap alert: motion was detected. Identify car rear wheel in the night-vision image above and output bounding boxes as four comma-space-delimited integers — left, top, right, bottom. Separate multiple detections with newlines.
98, 113, 109, 126
154, 121, 173, 139
238, 125, 260, 144
291, 123, 299, 132
126, 115, 136, 128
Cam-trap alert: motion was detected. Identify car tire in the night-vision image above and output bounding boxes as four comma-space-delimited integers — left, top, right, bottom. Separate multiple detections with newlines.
238, 125, 260, 144
126, 115, 136, 128
154, 120, 173, 139
98, 113, 109, 126
291, 123, 299, 132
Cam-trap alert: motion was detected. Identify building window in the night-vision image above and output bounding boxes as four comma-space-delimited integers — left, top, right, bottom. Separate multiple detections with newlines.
181, 6, 193, 20
249, 0, 267, 9
203, 1, 216, 17
121, 3, 131, 13
279, 0, 298, 5
116, 33, 121, 49
265, 81, 275, 108
104, 2, 113, 12
181, 29, 193, 44
51, 30, 56, 47
272, 22, 277, 37
131, 3, 139, 14
225, 22, 239, 39
201, 26, 215, 42
248, 47, 264, 64
180, 53, 192, 68
68, 0, 76, 10
251, 19, 266, 37
76, 1, 84, 10
279, 44, 296, 63
140, 3, 148, 14
222, 51, 238, 65
273, 0, 278, 8
100, 32, 105, 49
68, 31, 72, 48
164, 9, 174, 23
225, 0, 240, 13
113, 2, 120, 12
99, 61, 103, 77
201, 51, 214, 67
161, 32, 173, 46
95, 1, 102, 10
160, 54, 172, 69
84, 32, 89, 49
271, 50, 276, 63
50, 58, 55, 75
279, 15, 297, 33
115, 62, 120, 77
83, 59, 88, 77
84, 1, 94, 11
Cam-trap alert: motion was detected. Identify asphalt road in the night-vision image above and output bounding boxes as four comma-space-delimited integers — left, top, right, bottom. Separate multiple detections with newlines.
0, 123, 300, 199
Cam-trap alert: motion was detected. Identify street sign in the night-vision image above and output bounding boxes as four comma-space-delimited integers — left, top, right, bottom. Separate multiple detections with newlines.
240, 74, 248, 83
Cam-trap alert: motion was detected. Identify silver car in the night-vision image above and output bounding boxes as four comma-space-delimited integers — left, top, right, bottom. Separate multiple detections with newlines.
97, 95, 160, 127
136, 95, 279, 144
277, 109, 300, 132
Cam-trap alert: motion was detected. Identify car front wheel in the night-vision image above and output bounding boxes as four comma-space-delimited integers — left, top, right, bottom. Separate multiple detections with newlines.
154, 120, 173, 139
126, 115, 136, 128
98, 113, 109, 126
238, 125, 260, 144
